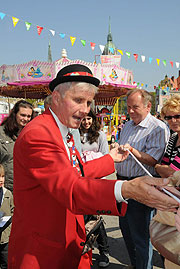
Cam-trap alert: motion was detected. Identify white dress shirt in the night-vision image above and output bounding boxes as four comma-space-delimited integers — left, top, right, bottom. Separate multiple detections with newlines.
49, 108, 126, 203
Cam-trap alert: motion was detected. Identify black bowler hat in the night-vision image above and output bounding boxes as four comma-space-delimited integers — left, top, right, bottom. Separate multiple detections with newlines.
49, 64, 100, 91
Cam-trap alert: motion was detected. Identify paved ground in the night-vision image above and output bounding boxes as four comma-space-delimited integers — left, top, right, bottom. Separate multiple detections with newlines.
91, 172, 164, 269
91, 215, 164, 269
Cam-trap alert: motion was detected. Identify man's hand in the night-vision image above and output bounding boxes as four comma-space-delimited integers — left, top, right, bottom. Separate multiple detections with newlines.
175, 207, 180, 232
109, 146, 129, 162
120, 143, 157, 167
121, 176, 179, 210
119, 143, 132, 152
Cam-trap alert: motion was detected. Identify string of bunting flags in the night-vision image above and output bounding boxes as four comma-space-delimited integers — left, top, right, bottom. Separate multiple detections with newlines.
0, 10, 180, 90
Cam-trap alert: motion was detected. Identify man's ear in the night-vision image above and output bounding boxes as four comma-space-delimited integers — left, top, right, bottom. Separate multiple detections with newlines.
52, 91, 61, 106
147, 101, 152, 110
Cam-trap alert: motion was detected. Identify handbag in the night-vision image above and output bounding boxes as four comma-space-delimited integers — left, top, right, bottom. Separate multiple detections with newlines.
82, 215, 103, 255
150, 217, 180, 265
152, 210, 176, 227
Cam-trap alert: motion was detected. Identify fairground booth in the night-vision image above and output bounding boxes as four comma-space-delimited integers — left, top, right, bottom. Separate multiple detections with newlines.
0, 52, 135, 139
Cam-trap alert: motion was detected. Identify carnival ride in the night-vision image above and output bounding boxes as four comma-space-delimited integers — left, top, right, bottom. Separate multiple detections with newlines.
0, 57, 136, 138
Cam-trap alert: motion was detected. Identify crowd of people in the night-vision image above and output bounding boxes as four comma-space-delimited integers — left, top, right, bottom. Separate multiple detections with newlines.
0, 63, 179, 269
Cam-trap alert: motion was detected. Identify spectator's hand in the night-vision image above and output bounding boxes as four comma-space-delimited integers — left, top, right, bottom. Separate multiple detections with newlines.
121, 176, 179, 210
109, 146, 129, 162
175, 207, 180, 232
119, 143, 132, 152
155, 164, 174, 178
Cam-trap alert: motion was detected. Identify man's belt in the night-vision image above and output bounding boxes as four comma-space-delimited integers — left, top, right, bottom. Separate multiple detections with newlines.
117, 174, 158, 180
116, 174, 143, 180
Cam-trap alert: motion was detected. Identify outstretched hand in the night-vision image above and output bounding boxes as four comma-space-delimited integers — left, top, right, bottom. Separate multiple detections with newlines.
121, 176, 179, 211
109, 146, 129, 163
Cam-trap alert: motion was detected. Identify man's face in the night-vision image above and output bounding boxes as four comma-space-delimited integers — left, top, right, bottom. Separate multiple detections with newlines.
16, 107, 33, 128
53, 85, 95, 129
127, 92, 151, 125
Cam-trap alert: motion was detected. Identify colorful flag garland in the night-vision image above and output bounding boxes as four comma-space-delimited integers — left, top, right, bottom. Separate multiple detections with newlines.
0, 10, 179, 69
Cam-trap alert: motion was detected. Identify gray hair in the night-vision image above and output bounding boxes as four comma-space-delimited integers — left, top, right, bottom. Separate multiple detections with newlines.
44, 95, 52, 107
127, 89, 152, 106
54, 82, 98, 98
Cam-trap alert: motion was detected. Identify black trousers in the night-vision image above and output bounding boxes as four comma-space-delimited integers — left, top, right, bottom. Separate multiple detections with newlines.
0, 243, 8, 269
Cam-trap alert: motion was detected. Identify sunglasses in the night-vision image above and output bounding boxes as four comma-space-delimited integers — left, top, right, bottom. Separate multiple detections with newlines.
164, 114, 180, 120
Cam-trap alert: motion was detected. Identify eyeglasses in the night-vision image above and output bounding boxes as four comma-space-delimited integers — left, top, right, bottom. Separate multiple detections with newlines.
164, 115, 180, 120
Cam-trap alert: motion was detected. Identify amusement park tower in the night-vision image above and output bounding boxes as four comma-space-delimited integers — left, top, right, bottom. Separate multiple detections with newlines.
48, 41, 52, 63
102, 17, 118, 55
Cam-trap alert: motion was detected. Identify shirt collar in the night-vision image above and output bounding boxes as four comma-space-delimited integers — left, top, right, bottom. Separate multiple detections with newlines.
131, 113, 151, 128
49, 108, 68, 139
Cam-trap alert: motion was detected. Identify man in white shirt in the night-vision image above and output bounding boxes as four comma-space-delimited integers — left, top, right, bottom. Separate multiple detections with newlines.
116, 89, 170, 269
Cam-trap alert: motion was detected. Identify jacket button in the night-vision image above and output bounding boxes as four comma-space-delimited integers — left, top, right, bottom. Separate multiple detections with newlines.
107, 210, 111, 214
80, 242, 85, 246
96, 210, 101, 214
102, 210, 105, 214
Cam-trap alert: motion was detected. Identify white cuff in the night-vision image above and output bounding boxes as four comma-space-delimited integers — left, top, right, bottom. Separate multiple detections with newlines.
114, 180, 128, 203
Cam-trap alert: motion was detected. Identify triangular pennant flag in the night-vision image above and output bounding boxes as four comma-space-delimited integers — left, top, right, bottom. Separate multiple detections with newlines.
141, 83, 144, 87
126, 52, 131, 58
109, 47, 114, 54
176, 62, 180, 68
141, 55, 145, 62
70, 36, 76, 46
90, 42, 95, 51
145, 84, 148, 88
170, 61, 173, 68
59, 33, 65, 39
162, 60, 167, 66
80, 39, 86, 46
149, 57, 153, 64
25, 22, 31, 31
37, 26, 43, 35
156, 59, 160, 66
133, 54, 138, 62
117, 49, 123, 55
137, 83, 140, 86
50, 29, 55, 36
0, 12, 6, 20
12, 17, 19, 27
99, 45, 105, 53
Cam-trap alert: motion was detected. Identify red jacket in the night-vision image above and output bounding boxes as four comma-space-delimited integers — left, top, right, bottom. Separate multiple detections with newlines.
8, 110, 127, 269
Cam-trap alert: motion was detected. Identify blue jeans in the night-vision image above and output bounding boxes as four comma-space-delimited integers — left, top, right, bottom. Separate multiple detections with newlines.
119, 199, 154, 269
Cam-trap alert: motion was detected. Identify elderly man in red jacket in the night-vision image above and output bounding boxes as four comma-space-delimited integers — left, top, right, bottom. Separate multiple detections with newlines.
8, 64, 178, 269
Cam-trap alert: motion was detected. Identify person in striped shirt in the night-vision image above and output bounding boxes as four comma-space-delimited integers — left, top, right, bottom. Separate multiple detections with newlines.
155, 94, 180, 177
115, 89, 170, 269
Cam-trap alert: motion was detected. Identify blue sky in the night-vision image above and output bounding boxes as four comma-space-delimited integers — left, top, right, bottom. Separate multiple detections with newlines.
0, 0, 180, 91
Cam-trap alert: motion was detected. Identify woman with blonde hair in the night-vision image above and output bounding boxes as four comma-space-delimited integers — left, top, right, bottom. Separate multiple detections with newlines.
155, 94, 180, 177
153, 95, 180, 269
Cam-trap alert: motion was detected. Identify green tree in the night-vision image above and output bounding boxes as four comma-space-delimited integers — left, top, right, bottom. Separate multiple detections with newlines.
150, 92, 156, 115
